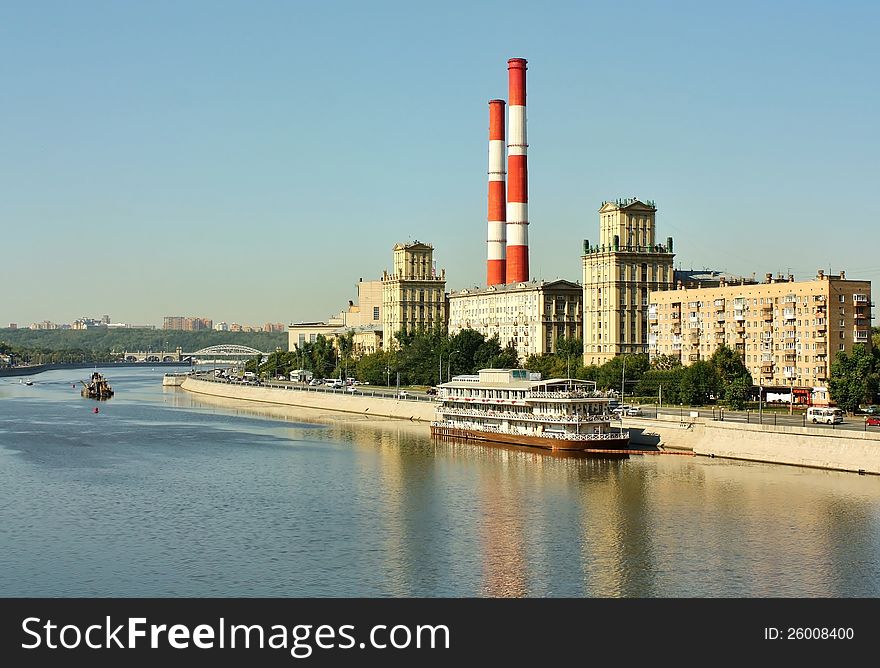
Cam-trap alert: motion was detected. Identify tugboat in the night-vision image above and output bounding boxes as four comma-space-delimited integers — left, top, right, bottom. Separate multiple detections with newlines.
81, 371, 114, 400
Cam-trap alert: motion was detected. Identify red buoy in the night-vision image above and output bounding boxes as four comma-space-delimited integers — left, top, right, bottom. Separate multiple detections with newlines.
93, 407, 99, 414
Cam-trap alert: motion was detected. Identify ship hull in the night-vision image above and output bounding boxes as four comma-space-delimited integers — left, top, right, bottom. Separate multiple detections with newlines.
430, 424, 630, 453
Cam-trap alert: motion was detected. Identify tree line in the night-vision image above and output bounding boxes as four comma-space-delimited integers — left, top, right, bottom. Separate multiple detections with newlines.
0, 329, 286, 366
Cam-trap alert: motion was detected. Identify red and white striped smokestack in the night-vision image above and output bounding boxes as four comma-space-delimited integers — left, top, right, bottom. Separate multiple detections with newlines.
505, 57, 529, 284
487, 99, 507, 286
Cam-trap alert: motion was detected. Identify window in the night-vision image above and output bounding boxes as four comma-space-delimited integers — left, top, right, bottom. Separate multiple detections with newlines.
373, 306, 380, 320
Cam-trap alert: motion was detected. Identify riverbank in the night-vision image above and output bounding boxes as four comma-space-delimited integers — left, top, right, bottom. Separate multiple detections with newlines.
625, 414, 880, 475
180, 376, 880, 475
0, 361, 192, 378
181, 375, 436, 422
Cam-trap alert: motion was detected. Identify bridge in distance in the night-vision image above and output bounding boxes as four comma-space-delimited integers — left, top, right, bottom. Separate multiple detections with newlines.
122, 345, 269, 363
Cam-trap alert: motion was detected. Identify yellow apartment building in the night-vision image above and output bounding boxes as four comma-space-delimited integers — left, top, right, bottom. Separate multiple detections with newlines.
648, 270, 873, 404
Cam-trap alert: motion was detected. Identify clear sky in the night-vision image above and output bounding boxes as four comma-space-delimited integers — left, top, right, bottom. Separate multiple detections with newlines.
2, 0, 878, 327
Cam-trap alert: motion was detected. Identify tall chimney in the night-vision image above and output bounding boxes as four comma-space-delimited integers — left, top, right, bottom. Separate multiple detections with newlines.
487, 99, 507, 286
505, 57, 529, 284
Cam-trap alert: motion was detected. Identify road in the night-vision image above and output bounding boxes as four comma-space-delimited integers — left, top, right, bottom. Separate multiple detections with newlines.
627, 404, 878, 434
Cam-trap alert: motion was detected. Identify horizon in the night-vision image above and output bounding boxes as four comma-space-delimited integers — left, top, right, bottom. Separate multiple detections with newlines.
2, 1, 878, 327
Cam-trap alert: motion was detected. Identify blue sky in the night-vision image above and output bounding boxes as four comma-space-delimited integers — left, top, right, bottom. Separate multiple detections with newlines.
2, 0, 877, 327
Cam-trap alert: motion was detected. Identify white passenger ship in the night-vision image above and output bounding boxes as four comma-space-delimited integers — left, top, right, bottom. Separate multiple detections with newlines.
430, 369, 630, 452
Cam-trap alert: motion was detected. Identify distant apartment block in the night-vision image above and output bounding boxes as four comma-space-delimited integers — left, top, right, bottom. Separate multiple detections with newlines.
648, 270, 873, 403
8, 324, 17, 330
163, 316, 213, 331
447, 279, 582, 360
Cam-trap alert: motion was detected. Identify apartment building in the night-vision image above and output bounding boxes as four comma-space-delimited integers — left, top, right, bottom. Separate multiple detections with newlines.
648, 270, 873, 403
447, 279, 582, 360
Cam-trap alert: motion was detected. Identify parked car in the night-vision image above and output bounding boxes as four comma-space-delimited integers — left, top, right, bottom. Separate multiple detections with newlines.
397, 391, 408, 399
866, 416, 880, 427
626, 406, 642, 416
308, 378, 321, 386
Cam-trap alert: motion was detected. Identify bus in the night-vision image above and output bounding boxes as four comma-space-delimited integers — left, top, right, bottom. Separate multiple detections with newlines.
806, 407, 843, 425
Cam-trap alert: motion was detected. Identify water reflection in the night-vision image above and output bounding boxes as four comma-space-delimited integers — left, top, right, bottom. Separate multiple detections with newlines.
2, 370, 880, 597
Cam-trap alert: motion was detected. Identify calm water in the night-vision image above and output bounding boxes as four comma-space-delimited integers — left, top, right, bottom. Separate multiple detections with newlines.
1, 366, 879, 597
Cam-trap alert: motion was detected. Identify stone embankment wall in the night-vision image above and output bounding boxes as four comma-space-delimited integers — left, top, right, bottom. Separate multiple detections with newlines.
181, 376, 436, 422
180, 377, 880, 475
625, 415, 880, 475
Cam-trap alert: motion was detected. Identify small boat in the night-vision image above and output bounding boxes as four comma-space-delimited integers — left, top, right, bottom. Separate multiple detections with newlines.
24, 380, 33, 386
81, 372, 114, 400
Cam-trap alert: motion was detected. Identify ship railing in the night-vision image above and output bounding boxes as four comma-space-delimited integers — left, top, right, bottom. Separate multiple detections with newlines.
527, 391, 609, 399
431, 421, 629, 441
437, 407, 613, 422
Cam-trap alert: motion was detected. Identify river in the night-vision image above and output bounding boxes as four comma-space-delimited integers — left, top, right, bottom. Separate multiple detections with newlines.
1, 366, 878, 597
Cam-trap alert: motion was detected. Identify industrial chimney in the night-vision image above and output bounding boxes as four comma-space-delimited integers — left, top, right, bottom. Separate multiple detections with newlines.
487, 99, 507, 286
505, 57, 529, 284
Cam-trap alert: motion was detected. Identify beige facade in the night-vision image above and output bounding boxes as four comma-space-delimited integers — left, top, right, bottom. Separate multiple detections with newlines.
648, 270, 873, 402
381, 241, 446, 346
582, 198, 675, 366
288, 322, 339, 351
331, 279, 383, 329
447, 279, 582, 360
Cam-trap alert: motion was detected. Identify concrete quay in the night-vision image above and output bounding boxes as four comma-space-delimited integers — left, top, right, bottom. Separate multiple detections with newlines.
179, 376, 880, 475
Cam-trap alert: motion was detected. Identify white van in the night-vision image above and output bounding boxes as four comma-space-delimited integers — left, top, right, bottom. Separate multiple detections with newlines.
807, 407, 843, 425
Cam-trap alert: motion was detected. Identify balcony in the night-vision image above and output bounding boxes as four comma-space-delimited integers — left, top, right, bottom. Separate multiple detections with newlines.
689, 354, 700, 361
783, 309, 796, 320
734, 312, 746, 322
784, 353, 797, 362
854, 312, 867, 321
853, 294, 868, 304
715, 313, 726, 322
714, 324, 725, 334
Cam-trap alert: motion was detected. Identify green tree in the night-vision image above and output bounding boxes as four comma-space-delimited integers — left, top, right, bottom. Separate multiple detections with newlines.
678, 361, 719, 406
725, 376, 752, 410
651, 354, 682, 370
828, 344, 879, 413
356, 350, 394, 386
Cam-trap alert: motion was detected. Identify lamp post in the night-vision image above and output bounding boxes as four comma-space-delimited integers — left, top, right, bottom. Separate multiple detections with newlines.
448, 350, 460, 383
620, 354, 628, 404
759, 384, 763, 424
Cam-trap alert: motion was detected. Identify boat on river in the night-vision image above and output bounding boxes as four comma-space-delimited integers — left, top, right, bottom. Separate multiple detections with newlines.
81, 372, 114, 399
430, 369, 629, 453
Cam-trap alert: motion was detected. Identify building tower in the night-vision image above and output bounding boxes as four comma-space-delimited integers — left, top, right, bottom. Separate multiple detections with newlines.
505, 58, 529, 284
582, 198, 675, 366
487, 99, 507, 286
381, 241, 447, 346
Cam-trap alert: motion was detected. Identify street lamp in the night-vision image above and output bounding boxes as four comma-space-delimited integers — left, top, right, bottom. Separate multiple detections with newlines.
447, 350, 460, 383
620, 353, 628, 404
